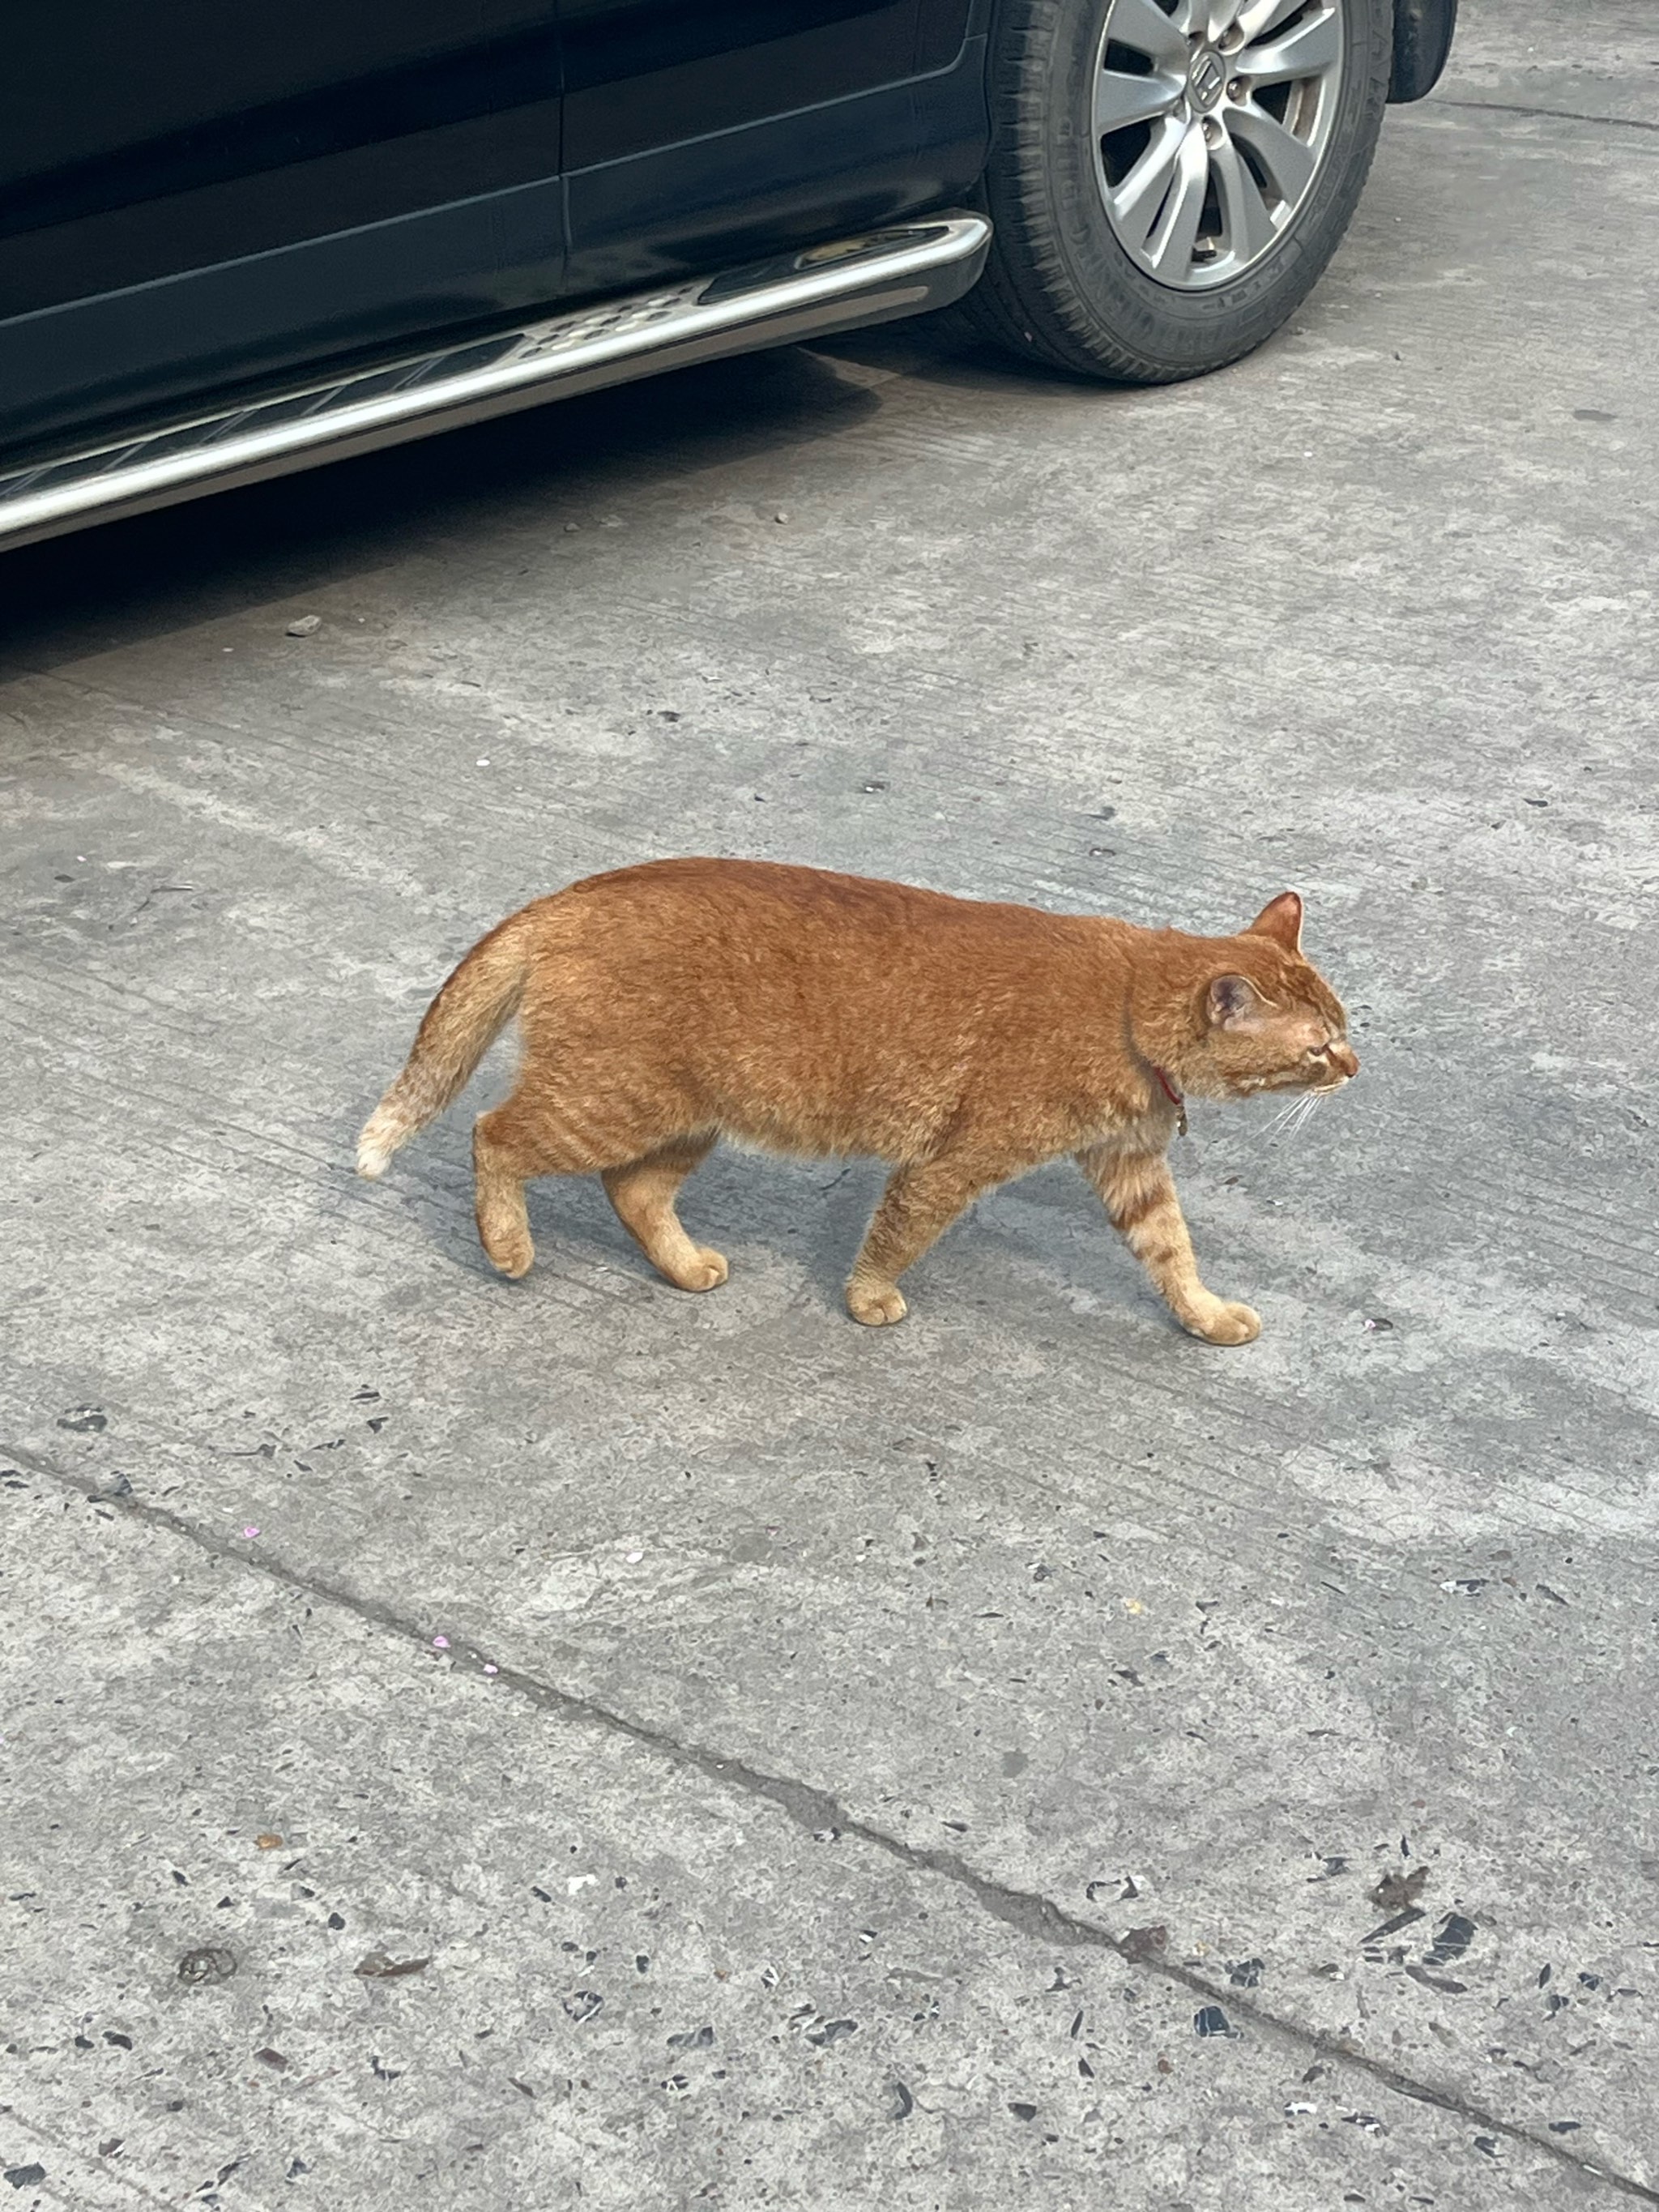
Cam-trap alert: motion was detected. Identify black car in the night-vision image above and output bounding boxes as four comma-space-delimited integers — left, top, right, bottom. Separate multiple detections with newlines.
1, 0, 1456, 552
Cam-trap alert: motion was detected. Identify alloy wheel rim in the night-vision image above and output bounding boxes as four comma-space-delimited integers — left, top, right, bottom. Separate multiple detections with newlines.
1092, 0, 1346, 291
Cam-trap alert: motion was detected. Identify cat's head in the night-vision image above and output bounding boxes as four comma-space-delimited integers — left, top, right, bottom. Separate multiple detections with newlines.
1189, 893, 1358, 1100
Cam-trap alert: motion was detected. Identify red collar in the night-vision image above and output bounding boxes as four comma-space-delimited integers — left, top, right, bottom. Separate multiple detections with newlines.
1152, 1065, 1188, 1138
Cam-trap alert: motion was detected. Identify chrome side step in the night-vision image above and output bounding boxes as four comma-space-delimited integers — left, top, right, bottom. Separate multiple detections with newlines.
0, 215, 989, 553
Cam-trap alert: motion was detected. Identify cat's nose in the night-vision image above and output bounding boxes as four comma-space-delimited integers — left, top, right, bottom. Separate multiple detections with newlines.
1333, 1043, 1359, 1079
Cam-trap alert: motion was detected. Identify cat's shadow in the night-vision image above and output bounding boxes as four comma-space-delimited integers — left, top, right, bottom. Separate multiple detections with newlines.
517, 1142, 893, 1310
511, 1142, 1143, 1322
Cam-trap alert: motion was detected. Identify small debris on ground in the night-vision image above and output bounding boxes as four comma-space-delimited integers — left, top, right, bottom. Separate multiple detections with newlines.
1406, 1964, 1469, 1999
1425, 1914, 1477, 1967
177, 1947, 237, 1985
284, 615, 322, 637
1363, 1906, 1427, 1944
1371, 1866, 1430, 1911
355, 1951, 432, 1979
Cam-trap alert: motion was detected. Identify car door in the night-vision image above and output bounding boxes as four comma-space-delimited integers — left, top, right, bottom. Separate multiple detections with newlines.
560, 0, 985, 296
2, 1, 565, 454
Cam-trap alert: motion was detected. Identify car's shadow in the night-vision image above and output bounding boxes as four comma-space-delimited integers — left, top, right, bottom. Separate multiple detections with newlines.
0, 315, 1055, 676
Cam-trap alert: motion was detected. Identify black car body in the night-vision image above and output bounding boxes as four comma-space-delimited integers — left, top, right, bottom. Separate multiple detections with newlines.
1, 0, 1456, 549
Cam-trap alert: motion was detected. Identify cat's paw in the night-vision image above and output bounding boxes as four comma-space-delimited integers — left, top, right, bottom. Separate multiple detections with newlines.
485, 1232, 535, 1279
847, 1282, 907, 1327
1187, 1300, 1260, 1347
675, 1247, 729, 1292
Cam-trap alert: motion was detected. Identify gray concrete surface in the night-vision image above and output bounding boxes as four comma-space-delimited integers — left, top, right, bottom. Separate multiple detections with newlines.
2, 4, 1657, 2205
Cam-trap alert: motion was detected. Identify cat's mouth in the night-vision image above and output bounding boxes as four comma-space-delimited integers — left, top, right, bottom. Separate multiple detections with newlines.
1237, 1071, 1351, 1098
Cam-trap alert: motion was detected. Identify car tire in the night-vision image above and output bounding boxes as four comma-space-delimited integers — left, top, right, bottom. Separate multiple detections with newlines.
961, 0, 1392, 383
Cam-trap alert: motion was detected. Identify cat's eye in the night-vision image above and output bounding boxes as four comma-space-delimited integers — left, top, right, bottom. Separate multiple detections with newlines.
1304, 1044, 1329, 1061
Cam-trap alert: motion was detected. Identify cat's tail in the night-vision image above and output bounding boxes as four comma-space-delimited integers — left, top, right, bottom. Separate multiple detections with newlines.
356, 912, 531, 1178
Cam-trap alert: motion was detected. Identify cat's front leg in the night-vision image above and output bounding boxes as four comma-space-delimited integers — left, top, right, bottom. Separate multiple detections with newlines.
846, 1153, 996, 1325
1076, 1143, 1260, 1346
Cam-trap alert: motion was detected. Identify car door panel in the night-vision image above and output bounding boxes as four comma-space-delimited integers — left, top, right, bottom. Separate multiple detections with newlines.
2, 0, 989, 461
1, 107, 569, 327
2, 173, 568, 458
561, 0, 947, 169
1, 2, 568, 454
562, 0, 983, 297
3, 1, 563, 306
563, 37, 987, 297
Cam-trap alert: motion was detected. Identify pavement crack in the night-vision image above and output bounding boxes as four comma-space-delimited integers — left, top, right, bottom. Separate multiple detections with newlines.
1431, 95, 1659, 135
11, 1438, 1657, 2206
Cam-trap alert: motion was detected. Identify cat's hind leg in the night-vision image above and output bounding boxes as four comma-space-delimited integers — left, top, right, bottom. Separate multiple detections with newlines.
471, 1095, 625, 1278
603, 1134, 726, 1292
846, 1154, 996, 1326
471, 1101, 550, 1277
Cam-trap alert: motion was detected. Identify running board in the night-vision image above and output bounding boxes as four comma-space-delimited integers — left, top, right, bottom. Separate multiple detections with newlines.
0, 213, 990, 552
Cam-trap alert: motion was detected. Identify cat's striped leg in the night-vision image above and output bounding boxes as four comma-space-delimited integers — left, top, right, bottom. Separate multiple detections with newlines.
847, 1154, 996, 1326
472, 1095, 621, 1278
472, 1106, 540, 1278
1077, 1144, 1260, 1346
603, 1135, 726, 1292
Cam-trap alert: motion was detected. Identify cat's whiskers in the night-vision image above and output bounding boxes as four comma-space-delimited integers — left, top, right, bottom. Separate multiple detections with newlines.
1265, 1088, 1324, 1146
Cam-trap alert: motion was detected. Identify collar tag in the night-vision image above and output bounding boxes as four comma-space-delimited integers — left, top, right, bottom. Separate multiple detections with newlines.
1152, 1065, 1188, 1139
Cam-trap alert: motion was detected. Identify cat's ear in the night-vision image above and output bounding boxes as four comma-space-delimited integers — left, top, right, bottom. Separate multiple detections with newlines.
1247, 890, 1303, 953
1207, 974, 1271, 1030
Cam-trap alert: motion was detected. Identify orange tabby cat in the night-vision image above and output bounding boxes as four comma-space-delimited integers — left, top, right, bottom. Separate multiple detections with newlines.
358, 860, 1356, 1342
